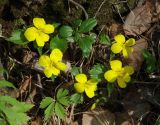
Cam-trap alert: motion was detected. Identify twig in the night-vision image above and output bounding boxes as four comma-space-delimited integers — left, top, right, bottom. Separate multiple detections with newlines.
68, 0, 88, 19
94, 0, 107, 18
68, 104, 75, 124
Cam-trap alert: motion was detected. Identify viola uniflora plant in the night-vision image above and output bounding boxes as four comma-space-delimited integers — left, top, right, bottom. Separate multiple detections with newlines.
24, 18, 55, 47
38, 48, 67, 78
104, 60, 134, 88
74, 74, 98, 98
111, 34, 135, 58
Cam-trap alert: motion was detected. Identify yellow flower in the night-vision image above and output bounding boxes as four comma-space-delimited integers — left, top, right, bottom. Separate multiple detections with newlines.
38, 48, 67, 78
24, 18, 55, 47
111, 34, 135, 58
104, 60, 134, 88
74, 74, 98, 98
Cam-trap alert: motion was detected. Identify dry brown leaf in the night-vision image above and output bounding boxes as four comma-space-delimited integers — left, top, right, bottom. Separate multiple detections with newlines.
30, 117, 43, 125
156, 0, 160, 19
121, 120, 140, 125
22, 50, 33, 64
109, 23, 123, 38
82, 109, 115, 125
126, 38, 148, 71
123, 0, 154, 36
16, 76, 32, 98
70, 121, 79, 125
26, 88, 36, 103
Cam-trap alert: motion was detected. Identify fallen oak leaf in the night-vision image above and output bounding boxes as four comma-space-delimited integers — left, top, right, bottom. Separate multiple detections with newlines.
126, 38, 148, 71
123, 0, 154, 36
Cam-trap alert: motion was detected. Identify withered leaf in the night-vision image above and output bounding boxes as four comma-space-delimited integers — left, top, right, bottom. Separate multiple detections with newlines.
126, 38, 148, 71
82, 109, 115, 125
123, 1, 154, 36
109, 23, 123, 38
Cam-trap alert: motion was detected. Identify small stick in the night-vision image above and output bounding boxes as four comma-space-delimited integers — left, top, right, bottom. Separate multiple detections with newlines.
68, 104, 75, 124
94, 0, 107, 18
69, 0, 89, 19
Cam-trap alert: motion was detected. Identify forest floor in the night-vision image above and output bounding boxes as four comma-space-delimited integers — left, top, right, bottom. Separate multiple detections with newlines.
0, 0, 160, 125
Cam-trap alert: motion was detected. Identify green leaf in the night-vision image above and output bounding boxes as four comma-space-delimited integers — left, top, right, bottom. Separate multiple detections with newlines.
78, 36, 95, 58
0, 96, 33, 125
70, 93, 84, 104
40, 97, 53, 109
100, 34, 111, 45
53, 22, 61, 28
74, 32, 81, 42
142, 49, 157, 73
89, 63, 106, 82
56, 88, 69, 100
7, 29, 27, 45
107, 83, 114, 97
110, 52, 115, 61
73, 19, 82, 27
15, 102, 33, 112
59, 26, 73, 38
90, 33, 97, 40
55, 102, 65, 120
0, 80, 16, 89
0, 119, 5, 125
56, 88, 70, 106
0, 96, 33, 112
37, 47, 43, 55
50, 36, 68, 52
71, 66, 80, 76
66, 36, 74, 43
79, 18, 97, 33
58, 96, 70, 106
44, 102, 55, 119
3, 109, 31, 125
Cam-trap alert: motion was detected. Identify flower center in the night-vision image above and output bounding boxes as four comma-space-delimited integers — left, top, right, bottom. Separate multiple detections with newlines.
37, 28, 44, 36
116, 69, 125, 77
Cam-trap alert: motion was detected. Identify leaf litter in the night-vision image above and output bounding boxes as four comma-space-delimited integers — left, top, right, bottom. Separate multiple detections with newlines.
0, 0, 160, 124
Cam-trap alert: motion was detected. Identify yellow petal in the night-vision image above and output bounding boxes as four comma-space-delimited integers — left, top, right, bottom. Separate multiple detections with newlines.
36, 36, 45, 47
52, 66, 60, 76
38, 55, 50, 67
43, 24, 55, 34
44, 67, 53, 78
74, 82, 85, 93
124, 66, 134, 75
104, 70, 118, 82
55, 62, 67, 71
24, 27, 38, 41
117, 77, 126, 88
50, 49, 63, 62
123, 73, 131, 83
85, 83, 97, 93
33, 18, 45, 29
86, 79, 98, 86
122, 47, 133, 58
122, 48, 129, 58
36, 32, 49, 46
114, 34, 125, 44
75, 74, 87, 84
39, 31, 50, 42
111, 43, 123, 54
85, 87, 95, 98
110, 60, 122, 71
125, 38, 135, 46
